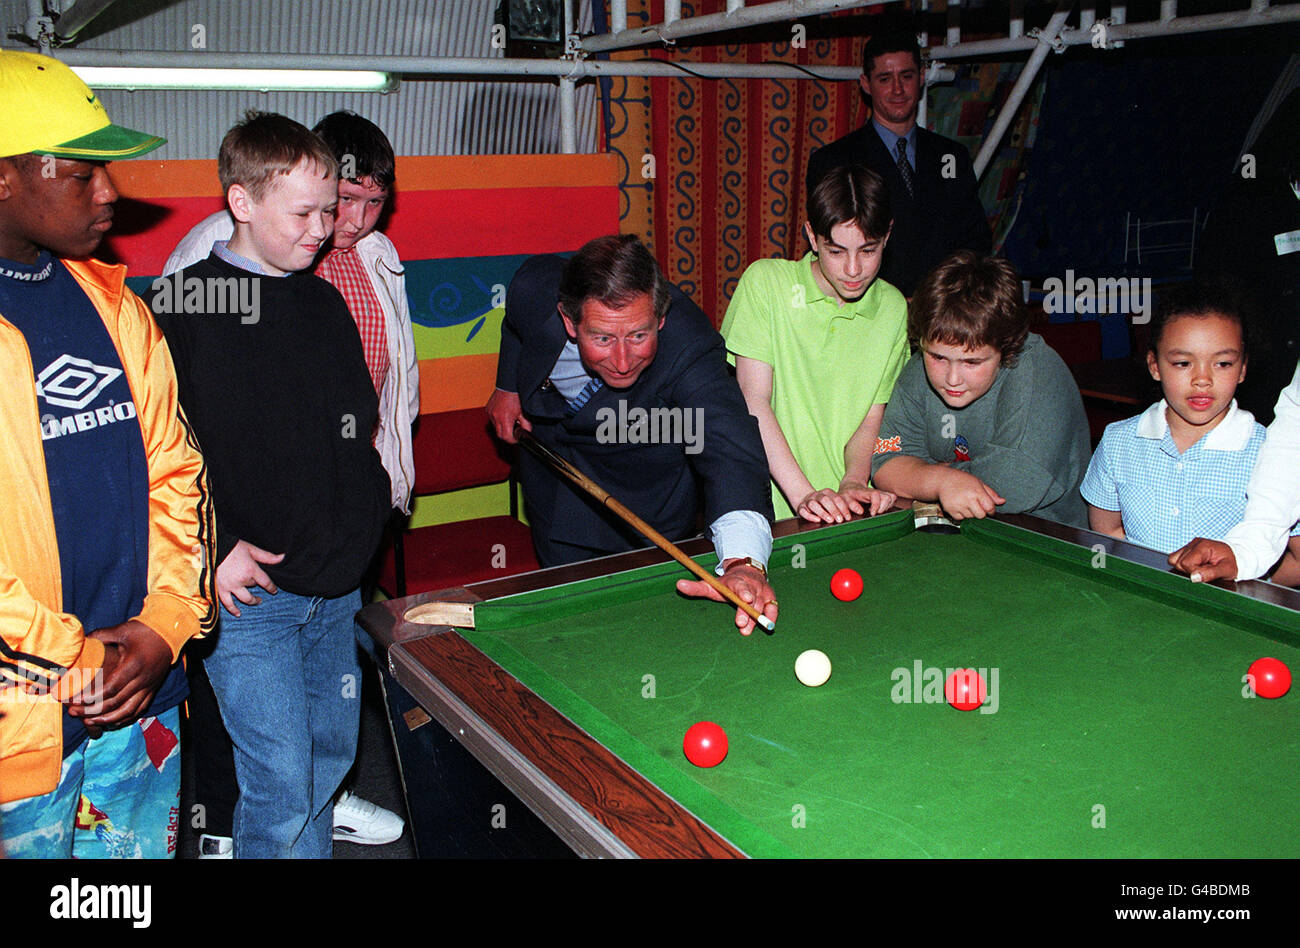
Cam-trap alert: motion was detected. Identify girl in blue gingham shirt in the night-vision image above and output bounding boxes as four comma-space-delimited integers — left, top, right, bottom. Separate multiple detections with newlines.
1082, 284, 1300, 574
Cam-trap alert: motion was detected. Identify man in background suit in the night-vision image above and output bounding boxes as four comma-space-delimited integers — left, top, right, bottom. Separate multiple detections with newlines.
487, 235, 778, 635
807, 30, 992, 296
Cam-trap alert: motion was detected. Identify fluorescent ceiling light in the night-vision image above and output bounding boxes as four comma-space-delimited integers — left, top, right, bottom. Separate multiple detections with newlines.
70, 66, 396, 92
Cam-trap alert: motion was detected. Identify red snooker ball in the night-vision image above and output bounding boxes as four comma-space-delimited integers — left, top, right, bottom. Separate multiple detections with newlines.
831, 568, 864, 602
683, 721, 728, 768
945, 668, 987, 712
1248, 657, 1291, 699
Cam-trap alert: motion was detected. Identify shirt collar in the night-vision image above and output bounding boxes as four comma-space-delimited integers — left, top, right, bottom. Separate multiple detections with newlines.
871, 120, 918, 161
0, 250, 55, 283
1135, 399, 1256, 450
212, 239, 280, 276
798, 252, 881, 316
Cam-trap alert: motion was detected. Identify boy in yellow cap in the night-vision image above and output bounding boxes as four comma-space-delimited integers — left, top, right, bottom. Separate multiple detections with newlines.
0, 51, 214, 858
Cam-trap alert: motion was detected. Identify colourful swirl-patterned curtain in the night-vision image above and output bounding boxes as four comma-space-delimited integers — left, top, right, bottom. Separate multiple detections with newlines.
597, 2, 1043, 324
599, 0, 862, 326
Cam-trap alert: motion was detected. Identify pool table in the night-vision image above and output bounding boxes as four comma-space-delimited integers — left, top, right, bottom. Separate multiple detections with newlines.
357, 510, 1300, 858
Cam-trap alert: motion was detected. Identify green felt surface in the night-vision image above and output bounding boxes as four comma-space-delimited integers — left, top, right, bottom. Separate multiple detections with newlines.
462, 513, 1300, 858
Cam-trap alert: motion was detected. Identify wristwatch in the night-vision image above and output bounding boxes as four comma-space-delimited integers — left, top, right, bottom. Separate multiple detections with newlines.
723, 556, 767, 577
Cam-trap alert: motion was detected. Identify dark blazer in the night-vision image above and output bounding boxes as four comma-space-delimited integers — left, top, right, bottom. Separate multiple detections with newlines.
496, 255, 773, 566
807, 123, 993, 296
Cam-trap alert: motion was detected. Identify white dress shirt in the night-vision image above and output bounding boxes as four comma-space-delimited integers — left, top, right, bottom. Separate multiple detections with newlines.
1224, 362, 1300, 579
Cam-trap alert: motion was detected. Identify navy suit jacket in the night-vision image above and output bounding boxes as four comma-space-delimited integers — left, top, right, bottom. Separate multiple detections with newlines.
807, 123, 992, 296
496, 254, 773, 566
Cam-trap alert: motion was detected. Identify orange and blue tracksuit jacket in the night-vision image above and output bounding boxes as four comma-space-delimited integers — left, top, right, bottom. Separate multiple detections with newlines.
0, 257, 216, 805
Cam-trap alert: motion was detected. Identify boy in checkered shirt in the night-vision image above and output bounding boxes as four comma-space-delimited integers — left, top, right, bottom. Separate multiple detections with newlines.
1081, 283, 1300, 582
165, 111, 418, 513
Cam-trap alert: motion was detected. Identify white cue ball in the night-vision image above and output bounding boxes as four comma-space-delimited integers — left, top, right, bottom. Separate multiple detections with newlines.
795, 649, 832, 687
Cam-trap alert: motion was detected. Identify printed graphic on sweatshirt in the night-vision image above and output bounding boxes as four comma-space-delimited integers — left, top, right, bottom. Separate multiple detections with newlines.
34, 353, 137, 441
874, 435, 902, 455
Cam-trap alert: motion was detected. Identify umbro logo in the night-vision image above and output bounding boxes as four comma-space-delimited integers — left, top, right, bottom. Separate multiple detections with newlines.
36, 354, 122, 410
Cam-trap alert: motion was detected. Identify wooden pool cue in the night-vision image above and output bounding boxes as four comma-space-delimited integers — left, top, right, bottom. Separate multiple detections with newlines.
514, 426, 776, 633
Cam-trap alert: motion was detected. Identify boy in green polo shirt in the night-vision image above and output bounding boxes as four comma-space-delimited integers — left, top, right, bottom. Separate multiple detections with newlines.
721, 164, 907, 522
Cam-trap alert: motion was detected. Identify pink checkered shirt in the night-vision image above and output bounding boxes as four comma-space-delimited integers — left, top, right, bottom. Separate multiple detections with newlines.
316, 246, 389, 395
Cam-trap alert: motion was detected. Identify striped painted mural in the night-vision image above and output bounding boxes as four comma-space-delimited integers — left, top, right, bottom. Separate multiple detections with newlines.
104, 152, 620, 524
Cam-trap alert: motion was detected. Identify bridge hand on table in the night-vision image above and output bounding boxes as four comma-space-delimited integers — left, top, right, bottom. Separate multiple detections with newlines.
677, 561, 777, 636
1168, 537, 1238, 584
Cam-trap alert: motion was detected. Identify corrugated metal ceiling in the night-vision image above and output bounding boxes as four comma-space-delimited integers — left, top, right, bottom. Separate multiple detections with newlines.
0, 0, 597, 159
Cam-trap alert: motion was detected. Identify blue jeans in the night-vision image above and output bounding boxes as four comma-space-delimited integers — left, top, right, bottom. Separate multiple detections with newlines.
205, 587, 362, 858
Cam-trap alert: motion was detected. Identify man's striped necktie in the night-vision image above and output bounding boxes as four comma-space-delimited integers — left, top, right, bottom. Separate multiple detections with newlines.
566, 376, 604, 416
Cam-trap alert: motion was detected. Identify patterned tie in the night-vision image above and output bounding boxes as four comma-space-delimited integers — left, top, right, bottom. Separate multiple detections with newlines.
566, 376, 604, 416
895, 137, 915, 198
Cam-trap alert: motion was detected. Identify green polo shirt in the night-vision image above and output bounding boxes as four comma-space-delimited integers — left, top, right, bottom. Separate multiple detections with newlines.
721, 253, 909, 520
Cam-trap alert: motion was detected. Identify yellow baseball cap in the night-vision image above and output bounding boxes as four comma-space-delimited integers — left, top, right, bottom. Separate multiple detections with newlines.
0, 50, 164, 160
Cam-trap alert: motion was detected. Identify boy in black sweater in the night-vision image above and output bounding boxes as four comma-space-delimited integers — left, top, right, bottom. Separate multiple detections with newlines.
151, 112, 389, 858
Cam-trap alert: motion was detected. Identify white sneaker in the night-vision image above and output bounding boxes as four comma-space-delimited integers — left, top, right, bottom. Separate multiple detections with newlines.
332, 790, 404, 845
198, 834, 233, 859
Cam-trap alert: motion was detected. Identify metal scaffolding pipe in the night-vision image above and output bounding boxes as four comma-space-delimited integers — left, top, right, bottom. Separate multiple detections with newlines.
23, 0, 52, 53
919, 60, 954, 129
1111, 1, 1128, 47
559, 76, 577, 153
727, 0, 746, 12
52, 0, 119, 42
581, 0, 898, 53
46, 48, 860, 81
579, 0, 1294, 58
560, 0, 577, 147
42, 4, 1300, 82
929, 4, 1300, 59
972, 0, 1074, 178
611, 0, 627, 33
665, 0, 681, 25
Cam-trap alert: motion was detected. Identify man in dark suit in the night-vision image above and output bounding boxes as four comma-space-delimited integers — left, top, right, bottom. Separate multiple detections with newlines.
807, 31, 992, 296
487, 235, 778, 634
